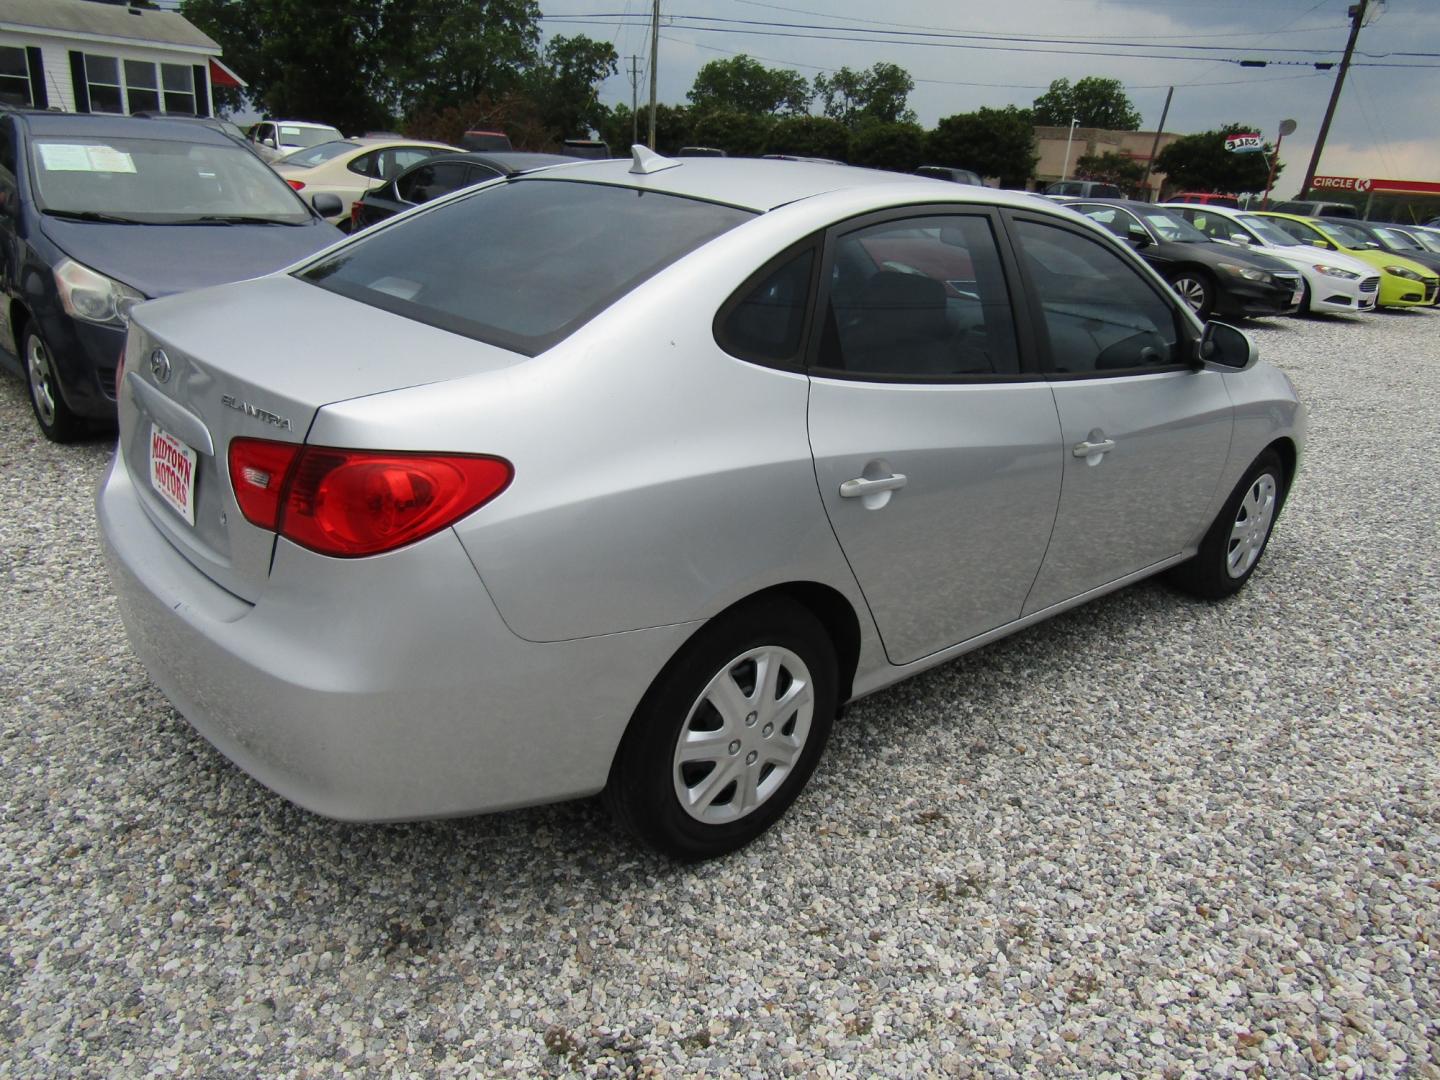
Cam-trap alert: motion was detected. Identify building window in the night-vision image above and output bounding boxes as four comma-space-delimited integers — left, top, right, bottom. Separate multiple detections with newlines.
85, 54, 124, 113
161, 64, 196, 114
0, 46, 31, 107
125, 60, 160, 112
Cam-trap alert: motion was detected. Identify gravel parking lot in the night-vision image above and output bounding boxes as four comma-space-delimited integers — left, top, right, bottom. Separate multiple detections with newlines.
2, 309, 1437, 1078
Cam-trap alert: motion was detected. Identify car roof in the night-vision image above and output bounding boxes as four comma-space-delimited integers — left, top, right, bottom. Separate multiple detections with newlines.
515, 155, 1048, 213
409, 151, 576, 173
1060, 197, 1171, 211
263, 120, 340, 130
17, 111, 235, 145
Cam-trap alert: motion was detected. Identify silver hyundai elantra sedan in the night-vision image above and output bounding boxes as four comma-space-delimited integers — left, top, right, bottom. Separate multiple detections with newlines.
98, 149, 1304, 860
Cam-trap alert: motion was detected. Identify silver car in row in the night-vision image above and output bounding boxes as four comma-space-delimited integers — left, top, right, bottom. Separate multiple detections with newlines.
98, 150, 1304, 859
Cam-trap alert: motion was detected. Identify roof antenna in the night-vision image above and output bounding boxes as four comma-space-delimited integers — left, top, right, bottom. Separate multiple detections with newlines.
629, 145, 681, 175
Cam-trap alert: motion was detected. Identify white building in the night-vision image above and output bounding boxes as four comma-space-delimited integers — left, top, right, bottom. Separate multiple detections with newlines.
0, 0, 244, 116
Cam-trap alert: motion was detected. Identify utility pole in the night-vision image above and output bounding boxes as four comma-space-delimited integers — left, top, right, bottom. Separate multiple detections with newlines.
628, 55, 641, 147
1060, 118, 1080, 181
648, 0, 659, 149
1139, 86, 1173, 202
1299, 0, 1369, 199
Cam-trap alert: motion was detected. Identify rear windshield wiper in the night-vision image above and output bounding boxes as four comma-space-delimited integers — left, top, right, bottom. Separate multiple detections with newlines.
42, 208, 144, 224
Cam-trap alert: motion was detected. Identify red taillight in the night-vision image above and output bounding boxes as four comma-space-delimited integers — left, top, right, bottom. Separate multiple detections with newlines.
286, 179, 305, 191
349, 200, 362, 229
229, 438, 302, 531
228, 439, 512, 557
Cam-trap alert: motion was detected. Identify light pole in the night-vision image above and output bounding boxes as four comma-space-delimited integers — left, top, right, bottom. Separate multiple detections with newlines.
1060, 117, 1080, 181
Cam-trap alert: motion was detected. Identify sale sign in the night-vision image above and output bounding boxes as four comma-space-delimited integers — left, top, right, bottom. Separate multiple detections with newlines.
1224, 133, 1265, 153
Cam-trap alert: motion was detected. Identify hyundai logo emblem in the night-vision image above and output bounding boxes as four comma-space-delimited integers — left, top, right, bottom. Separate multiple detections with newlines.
149, 348, 172, 383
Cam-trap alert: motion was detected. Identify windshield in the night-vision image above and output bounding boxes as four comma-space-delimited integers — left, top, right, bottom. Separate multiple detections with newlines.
1316, 221, 1379, 249
1373, 227, 1423, 251
1237, 214, 1302, 247
31, 137, 312, 224
279, 124, 342, 148
300, 179, 754, 355
278, 140, 360, 167
1139, 209, 1209, 243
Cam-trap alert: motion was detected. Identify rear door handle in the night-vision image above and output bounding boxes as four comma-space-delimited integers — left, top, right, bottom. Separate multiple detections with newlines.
839, 473, 908, 498
1072, 439, 1115, 457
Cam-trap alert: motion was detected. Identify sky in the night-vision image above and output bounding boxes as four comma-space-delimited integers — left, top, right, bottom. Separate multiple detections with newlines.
539, 0, 1440, 197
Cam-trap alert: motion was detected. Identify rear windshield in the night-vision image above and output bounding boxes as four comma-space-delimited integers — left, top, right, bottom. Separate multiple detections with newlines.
299, 179, 755, 354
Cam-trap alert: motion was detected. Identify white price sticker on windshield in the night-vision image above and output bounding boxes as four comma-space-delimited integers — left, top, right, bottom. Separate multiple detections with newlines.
38, 143, 137, 173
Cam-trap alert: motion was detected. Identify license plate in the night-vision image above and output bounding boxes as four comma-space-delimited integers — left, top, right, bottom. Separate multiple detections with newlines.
149, 424, 197, 525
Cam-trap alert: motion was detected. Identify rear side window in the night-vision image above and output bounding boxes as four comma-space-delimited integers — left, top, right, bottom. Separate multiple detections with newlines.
716, 248, 815, 365
301, 179, 754, 355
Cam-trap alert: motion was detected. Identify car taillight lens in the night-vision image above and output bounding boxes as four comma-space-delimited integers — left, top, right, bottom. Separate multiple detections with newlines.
350, 201, 362, 228
228, 439, 512, 557
286, 179, 305, 191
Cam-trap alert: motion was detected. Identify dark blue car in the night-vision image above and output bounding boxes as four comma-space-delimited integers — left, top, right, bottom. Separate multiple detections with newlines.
0, 111, 343, 441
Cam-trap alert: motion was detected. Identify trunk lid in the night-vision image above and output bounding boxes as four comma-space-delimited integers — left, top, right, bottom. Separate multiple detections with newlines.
120, 274, 527, 601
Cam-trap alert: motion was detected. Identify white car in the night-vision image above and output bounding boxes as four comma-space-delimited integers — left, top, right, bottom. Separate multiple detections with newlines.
1163, 204, 1380, 316
270, 138, 458, 229
248, 120, 343, 163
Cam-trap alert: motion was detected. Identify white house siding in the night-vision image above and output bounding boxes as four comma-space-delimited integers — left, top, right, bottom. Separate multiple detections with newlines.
0, 28, 217, 115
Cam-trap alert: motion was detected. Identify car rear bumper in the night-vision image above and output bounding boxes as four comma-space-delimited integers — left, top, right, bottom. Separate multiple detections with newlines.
97, 449, 696, 822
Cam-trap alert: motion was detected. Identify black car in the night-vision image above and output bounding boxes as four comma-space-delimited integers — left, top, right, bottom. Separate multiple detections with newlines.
351, 151, 572, 230
917, 165, 984, 186
1063, 199, 1304, 319
0, 111, 343, 441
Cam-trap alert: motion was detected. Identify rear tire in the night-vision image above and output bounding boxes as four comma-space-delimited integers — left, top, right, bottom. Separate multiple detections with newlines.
23, 325, 83, 443
604, 598, 838, 861
1168, 450, 1286, 600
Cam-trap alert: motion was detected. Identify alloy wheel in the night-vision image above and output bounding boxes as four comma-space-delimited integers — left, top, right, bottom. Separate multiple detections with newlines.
26, 334, 57, 427
1173, 277, 1207, 313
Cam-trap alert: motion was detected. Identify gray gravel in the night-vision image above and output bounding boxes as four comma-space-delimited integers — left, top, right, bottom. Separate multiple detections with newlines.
2, 310, 1438, 1078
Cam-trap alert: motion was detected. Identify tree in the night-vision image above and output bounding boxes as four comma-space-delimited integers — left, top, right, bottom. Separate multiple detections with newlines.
1154, 124, 1278, 195
849, 120, 925, 173
813, 63, 916, 128
1032, 77, 1141, 131
687, 55, 811, 117
689, 109, 774, 157
181, 0, 542, 132
525, 34, 618, 139
600, 102, 691, 154
925, 107, 1037, 188
1074, 151, 1148, 193
765, 116, 851, 161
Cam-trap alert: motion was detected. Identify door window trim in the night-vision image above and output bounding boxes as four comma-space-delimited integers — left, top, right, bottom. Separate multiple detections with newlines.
805, 203, 1043, 385
1002, 209, 1197, 381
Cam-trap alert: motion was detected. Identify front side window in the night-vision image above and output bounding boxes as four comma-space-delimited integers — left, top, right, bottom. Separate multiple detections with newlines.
300, 179, 754, 356
1012, 219, 1180, 376
816, 214, 1020, 379
0, 46, 32, 107
31, 137, 310, 223
1075, 204, 1146, 243
85, 55, 123, 114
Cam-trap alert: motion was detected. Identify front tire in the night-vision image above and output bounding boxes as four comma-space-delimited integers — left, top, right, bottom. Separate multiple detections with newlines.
1167, 269, 1215, 320
604, 598, 838, 861
1168, 450, 1286, 599
23, 325, 83, 443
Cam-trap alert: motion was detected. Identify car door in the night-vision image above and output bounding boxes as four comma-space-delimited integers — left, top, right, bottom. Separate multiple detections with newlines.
0, 117, 18, 353
804, 209, 1063, 665
1005, 213, 1232, 613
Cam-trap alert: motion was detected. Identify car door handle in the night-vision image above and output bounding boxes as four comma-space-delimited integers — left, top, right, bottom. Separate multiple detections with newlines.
1072, 439, 1115, 457
839, 473, 908, 498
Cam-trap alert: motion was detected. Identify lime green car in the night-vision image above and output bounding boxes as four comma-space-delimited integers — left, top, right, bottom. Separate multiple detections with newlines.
1254, 212, 1438, 308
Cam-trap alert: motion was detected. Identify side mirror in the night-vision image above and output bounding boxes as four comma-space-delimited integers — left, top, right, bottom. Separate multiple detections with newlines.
1197, 321, 1257, 371
262, 136, 277, 148
1312, 239, 1332, 249
1229, 233, 1252, 245
1126, 224, 1152, 248
310, 192, 343, 217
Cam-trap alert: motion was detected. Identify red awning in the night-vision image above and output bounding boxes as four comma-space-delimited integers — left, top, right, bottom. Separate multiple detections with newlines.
208, 57, 247, 89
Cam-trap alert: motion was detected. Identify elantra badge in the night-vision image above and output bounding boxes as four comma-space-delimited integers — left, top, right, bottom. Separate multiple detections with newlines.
221, 395, 293, 430
149, 349, 172, 383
